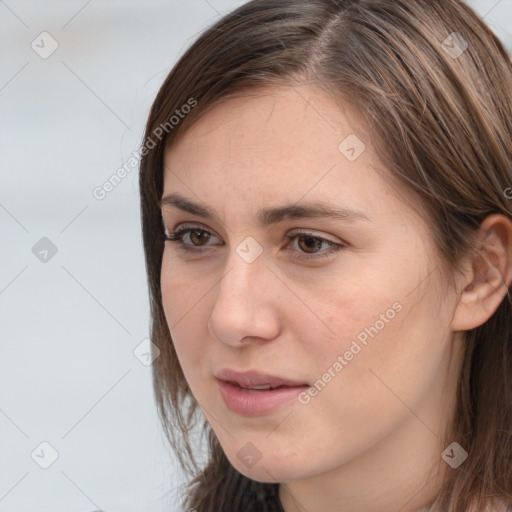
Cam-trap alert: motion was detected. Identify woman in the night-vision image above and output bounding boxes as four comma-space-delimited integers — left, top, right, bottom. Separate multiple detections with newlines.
139, 1, 512, 510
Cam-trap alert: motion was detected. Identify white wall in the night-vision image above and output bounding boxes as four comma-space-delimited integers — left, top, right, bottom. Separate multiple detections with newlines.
0, 1, 510, 511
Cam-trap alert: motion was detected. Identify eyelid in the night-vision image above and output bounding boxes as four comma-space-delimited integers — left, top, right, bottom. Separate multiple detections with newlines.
286, 228, 343, 245
162, 218, 219, 237
170, 222, 222, 240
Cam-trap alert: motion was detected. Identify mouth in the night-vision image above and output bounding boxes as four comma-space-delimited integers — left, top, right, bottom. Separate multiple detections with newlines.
215, 368, 309, 416
215, 368, 309, 389
229, 382, 300, 393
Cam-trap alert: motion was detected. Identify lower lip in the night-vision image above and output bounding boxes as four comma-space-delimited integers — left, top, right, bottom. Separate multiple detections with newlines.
217, 379, 308, 416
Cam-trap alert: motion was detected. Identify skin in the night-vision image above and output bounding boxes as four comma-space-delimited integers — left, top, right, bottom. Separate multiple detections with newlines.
159, 84, 512, 512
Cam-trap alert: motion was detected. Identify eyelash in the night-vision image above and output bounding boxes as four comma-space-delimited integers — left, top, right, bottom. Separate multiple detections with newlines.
162, 225, 346, 261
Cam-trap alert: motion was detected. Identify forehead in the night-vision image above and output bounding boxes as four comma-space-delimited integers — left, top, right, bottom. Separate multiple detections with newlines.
166, 84, 362, 161
161, 84, 417, 227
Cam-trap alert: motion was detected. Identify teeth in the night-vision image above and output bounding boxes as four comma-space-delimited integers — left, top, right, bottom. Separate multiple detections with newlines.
241, 384, 273, 390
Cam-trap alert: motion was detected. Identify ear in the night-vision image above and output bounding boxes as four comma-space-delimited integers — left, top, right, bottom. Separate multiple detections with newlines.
451, 214, 512, 331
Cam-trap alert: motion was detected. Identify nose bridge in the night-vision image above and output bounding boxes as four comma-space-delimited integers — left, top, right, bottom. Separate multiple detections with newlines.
208, 244, 280, 345
216, 245, 266, 308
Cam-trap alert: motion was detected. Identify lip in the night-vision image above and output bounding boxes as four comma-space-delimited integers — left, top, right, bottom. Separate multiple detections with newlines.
216, 368, 308, 388
215, 369, 309, 416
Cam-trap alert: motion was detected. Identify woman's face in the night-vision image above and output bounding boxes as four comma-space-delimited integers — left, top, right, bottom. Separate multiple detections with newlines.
160, 84, 462, 487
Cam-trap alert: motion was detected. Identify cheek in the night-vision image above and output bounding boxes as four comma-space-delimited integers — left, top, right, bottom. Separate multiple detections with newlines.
308, 283, 453, 429
301, 278, 397, 363
160, 253, 211, 327
160, 259, 210, 373
315, 246, 447, 359
302, 262, 452, 405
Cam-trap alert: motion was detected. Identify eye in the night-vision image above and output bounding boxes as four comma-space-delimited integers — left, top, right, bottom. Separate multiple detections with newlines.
162, 221, 346, 261
285, 231, 346, 261
163, 225, 222, 252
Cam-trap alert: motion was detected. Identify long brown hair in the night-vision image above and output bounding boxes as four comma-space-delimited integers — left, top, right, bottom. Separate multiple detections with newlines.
139, 1, 512, 510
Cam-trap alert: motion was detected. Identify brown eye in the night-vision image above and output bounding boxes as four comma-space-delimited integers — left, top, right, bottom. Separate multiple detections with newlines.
189, 228, 211, 246
163, 226, 221, 252
297, 235, 324, 253
286, 231, 346, 261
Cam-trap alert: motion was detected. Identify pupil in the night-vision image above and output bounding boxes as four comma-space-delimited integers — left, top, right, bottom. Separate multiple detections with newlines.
299, 235, 321, 253
191, 229, 209, 245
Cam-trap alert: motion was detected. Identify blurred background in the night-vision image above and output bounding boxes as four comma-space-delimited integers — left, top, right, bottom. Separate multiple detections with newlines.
0, 1, 510, 511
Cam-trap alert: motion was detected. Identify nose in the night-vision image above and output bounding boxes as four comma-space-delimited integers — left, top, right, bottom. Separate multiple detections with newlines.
207, 251, 281, 347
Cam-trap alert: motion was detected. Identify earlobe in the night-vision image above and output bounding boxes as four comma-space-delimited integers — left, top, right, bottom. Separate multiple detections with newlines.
451, 214, 512, 332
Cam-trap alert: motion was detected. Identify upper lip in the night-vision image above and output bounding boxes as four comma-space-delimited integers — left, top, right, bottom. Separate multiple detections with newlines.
215, 368, 308, 388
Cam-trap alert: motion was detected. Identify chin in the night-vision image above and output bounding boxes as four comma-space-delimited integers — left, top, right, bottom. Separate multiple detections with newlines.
227, 450, 314, 484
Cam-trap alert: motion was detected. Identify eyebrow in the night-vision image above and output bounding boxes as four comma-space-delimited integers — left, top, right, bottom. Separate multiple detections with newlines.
161, 193, 370, 225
